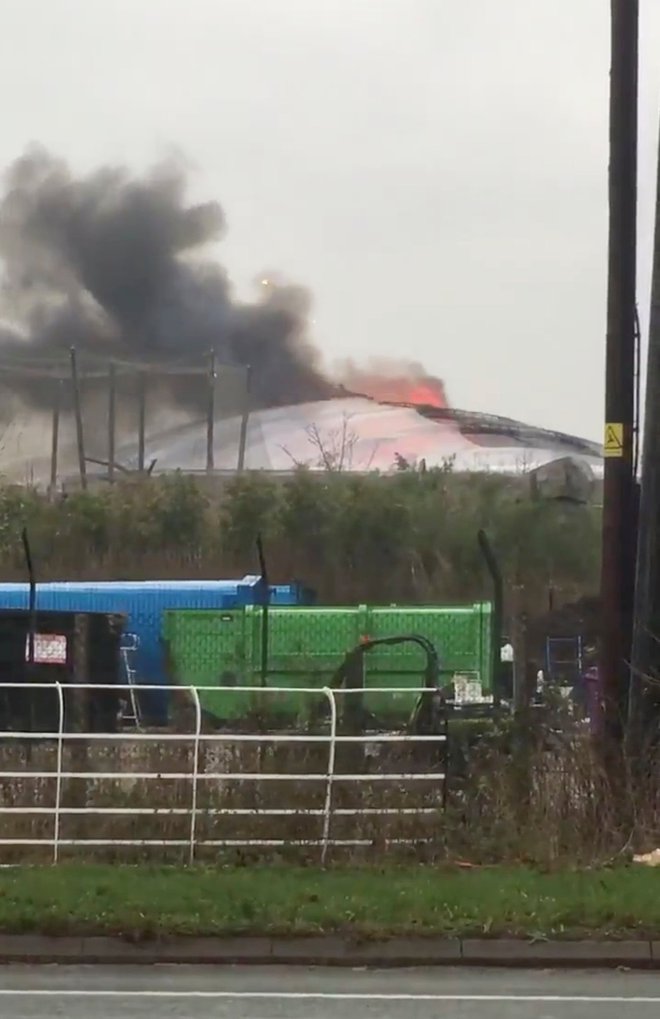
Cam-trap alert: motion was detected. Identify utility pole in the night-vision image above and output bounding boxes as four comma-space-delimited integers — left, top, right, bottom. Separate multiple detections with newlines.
630, 117, 660, 742
600, 0, 639, 744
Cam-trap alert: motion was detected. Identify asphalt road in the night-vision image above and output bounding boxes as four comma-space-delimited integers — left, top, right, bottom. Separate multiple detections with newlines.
2, 965, 660, 1018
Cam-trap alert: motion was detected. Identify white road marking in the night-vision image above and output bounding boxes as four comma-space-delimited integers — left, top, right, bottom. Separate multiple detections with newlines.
0, 991, 660, 1003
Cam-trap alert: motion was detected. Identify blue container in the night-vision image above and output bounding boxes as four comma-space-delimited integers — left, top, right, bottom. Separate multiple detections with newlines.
0, 578, 313, 724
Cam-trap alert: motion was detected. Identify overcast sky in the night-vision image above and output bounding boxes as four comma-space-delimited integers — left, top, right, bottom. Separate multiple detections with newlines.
1, 0, 659, 440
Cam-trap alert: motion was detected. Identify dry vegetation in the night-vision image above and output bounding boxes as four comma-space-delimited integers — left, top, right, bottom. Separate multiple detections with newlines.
0, 468, 600, 614
3, 708, 655, 870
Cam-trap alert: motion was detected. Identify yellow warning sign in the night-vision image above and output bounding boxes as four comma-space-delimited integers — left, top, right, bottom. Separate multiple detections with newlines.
604, 423, 623, 457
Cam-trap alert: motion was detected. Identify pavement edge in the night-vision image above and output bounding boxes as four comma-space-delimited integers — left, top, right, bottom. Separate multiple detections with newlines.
0, 934, 657, 968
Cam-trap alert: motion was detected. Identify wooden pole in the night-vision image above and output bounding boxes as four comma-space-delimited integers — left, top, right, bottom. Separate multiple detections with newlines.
600, 0, 639, 746
69, 347, 87, 491
630, 111, 660, 742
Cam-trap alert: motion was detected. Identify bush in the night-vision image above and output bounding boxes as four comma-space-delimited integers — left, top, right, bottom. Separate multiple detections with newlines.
0, 468, 600, 613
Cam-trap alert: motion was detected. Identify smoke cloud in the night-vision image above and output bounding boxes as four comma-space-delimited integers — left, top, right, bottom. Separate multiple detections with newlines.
0, 147, 332, 410
0, 147, 447, 417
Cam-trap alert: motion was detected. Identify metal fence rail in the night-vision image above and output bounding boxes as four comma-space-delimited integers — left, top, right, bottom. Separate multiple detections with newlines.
0, 683, 446, 864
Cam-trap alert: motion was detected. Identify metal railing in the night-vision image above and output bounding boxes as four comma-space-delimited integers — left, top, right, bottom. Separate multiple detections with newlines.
0, 683, 447, 865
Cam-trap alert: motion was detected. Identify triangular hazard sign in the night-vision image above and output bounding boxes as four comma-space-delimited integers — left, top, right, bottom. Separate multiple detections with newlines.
604, 423, 623, 456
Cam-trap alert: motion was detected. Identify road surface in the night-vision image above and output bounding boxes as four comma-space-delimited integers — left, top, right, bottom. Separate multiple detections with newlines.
2, 964, 660, 1017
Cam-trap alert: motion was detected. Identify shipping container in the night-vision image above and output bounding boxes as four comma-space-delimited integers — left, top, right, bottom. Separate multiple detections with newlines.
0, 579, 314, 724
163, 602, 492, 724
0, 608, 124, 733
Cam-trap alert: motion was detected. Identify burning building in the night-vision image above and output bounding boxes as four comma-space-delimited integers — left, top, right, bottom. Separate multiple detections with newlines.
0, 148, 602, 486
108, 396, 602, 478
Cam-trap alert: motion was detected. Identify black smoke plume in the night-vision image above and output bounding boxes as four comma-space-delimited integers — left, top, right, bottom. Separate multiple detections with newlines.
0, 147, 333, 411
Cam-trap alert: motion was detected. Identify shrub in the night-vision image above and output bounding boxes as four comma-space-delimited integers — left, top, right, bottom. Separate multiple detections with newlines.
0, 468, 600, 615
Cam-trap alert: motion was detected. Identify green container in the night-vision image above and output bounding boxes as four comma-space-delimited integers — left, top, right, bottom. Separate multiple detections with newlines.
164, 602, 492, 724
362, 605, 491, 718
162, 608, 254, 720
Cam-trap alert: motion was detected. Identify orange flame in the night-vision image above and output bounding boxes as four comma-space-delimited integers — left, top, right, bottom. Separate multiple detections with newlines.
338, 360, 448, 409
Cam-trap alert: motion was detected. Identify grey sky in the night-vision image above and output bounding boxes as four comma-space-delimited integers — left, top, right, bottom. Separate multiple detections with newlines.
1, 0, 658, 441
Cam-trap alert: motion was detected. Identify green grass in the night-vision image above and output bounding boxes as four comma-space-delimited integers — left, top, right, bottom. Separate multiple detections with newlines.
0, 865, 657, 940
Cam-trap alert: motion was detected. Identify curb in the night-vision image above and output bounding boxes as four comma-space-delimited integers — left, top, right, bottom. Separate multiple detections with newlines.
0, 934, 658, 968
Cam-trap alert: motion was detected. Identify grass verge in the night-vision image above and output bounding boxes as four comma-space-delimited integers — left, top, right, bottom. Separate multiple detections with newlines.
0, 865, 658, 940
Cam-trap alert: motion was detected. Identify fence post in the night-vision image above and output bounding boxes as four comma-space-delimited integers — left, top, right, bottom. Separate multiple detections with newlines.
188, 686, 202, 865
70, 347, 87, 491
49, 380, 62, 498
206, 350, 216, 473
108, 362, 116, 484
68, 615, 90, 836
137, 371, 146, 473
477, 530, 503, 708
52, 682, 65, 864
237, 365, 251, 472
320, 687, 337, 865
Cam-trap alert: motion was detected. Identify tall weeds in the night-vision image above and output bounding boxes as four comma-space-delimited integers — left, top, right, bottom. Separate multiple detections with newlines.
0, 468, 600, 616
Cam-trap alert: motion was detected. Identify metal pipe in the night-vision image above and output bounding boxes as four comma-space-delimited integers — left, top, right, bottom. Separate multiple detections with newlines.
633, 306, 641, 478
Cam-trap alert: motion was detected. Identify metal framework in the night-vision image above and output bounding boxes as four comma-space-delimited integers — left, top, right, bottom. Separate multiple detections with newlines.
0, 348, 252, 486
